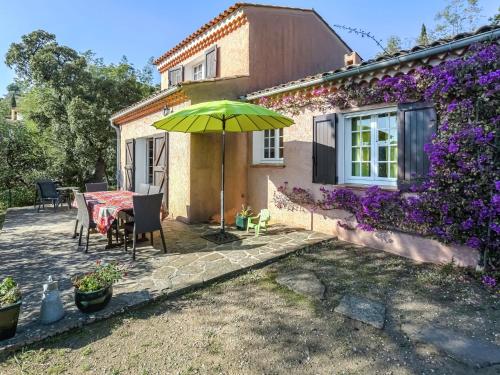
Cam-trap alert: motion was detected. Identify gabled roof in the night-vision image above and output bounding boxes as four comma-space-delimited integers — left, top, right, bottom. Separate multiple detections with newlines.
245, 24, 500, 100
153, 2, 352, 66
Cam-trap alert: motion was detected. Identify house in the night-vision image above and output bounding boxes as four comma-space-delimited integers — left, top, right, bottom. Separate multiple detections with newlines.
110, 2, 498, 266
110, 2, 354, 223
243, 24, 499, 266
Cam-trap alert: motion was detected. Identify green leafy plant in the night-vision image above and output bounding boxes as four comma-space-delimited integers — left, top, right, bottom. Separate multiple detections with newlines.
0, 277, 22, 307
238, 205, 253, 218
72, 261, 124, 293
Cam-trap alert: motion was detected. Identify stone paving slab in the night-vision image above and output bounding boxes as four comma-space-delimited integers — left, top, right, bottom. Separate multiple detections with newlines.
276, 271, 325, 300
0, 206, 333, 353
334, 294, 386, 329
402, 323, 500, 368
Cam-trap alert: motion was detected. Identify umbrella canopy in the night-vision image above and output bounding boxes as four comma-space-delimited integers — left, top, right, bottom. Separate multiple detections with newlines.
152, 100, 293, 133
152, 100, 294, 243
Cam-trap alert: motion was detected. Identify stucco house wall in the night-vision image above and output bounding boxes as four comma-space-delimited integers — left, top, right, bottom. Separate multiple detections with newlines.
245, 6, 351, 92
118, 102, 192, 222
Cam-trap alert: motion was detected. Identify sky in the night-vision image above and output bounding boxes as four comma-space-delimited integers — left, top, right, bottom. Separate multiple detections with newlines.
0, 0, 497, 95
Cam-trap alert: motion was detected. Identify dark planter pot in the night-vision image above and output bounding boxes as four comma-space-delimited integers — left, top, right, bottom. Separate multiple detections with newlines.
74, 285, 113, 314
235, 215, 248, 230
0, 301, 21, 341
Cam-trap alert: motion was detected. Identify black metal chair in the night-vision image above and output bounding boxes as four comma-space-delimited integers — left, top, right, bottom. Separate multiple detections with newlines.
148, 185, 161, 194
35, 180, 61, 212
85, 182, 108, 192
137, 183, 150, 195
75, 193, 96, 253
124, 193, 166, 260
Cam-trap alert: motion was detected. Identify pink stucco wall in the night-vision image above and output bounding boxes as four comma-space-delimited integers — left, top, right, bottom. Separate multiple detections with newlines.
246, 107, 480, 267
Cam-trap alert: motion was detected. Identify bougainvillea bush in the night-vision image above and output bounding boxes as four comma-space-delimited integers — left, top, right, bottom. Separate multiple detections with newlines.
267, 42, 499, 272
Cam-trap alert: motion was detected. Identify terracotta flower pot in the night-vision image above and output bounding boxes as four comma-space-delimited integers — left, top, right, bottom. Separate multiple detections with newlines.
74, 285, 113, 314
0, 301, 21, 341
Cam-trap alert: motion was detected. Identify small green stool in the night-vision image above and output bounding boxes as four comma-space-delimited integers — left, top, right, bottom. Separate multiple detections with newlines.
246, 209, 270, 237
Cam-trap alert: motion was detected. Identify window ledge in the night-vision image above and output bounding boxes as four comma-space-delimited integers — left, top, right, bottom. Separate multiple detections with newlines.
250, 163, 286, 169
334, 183, 398, 191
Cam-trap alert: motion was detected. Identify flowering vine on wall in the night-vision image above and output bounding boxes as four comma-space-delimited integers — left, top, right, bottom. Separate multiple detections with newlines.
261, 43, 499, 270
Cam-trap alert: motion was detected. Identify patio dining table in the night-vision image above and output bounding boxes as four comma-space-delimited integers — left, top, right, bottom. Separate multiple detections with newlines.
79, 190, 135, 235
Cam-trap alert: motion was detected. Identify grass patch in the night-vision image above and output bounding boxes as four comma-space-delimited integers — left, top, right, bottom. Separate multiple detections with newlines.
257, 271, 315, 309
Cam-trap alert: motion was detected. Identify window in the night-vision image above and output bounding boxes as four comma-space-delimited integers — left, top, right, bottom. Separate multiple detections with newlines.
344, 109, 397, 185
252, 129, 284, 164
168, 66, 183, 87
192, 63, 203, 81
147, 138, 154, 184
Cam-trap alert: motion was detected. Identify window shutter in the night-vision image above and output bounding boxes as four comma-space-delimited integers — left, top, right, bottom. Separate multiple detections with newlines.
205, 45, 217, 79
125, 139, 135, 192
313, 114, 337, 184
397, 102, 437, 189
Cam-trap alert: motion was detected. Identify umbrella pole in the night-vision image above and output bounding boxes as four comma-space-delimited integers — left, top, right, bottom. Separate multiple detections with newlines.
220, 117, 225, 234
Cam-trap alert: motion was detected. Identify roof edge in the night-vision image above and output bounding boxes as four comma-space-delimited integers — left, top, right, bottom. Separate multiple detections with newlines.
245, 26, 500, 100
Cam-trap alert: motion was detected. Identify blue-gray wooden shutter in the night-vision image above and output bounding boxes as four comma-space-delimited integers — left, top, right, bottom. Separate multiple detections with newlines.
205, 45, 217, 79
313, 114, 337, 184
397, 102, 437, 189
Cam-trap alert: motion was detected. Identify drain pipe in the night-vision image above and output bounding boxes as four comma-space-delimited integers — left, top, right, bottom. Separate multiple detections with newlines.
109, 119, 121, 189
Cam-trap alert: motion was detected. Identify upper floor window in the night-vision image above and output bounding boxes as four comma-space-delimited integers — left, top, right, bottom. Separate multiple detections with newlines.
252, 129, 284, 164
193, 63, 203, 81
168, 66, 183, 87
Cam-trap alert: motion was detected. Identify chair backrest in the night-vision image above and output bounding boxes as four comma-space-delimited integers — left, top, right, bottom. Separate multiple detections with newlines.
260, 209, 271, 223
37, 180, 58, 199
132, 193, 163, 233
85, 182, 108, 192
75, 193, 92, 228
148, 185, 161, 195
137, 183, 150, 195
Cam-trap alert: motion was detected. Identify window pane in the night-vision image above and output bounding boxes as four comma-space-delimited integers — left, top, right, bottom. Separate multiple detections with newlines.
378, 113, 388, 128
352, 132, 360, 146
362, 147, 371, 161
352, 118, 359, 131
389, 113, 397, 128
390, 146, 397, 162
362, 131, 371, 145
389, 162, 397, 178
390, 129, 397, 144
361, 163, 370, 177
360, 116, 371, 131
264, 149, 269, 158
379, 163, 388, 178
379, 146, 387, 161
352, 148, 361, 161
352, 163, 360, 176
270, 148, 275, 158
378, 129, 388, 142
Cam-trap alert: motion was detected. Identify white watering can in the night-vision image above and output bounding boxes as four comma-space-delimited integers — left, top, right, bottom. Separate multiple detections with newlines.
39, 275, 65, 324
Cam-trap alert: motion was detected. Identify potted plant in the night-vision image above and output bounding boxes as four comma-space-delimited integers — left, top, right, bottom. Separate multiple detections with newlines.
235, 205, 253, 230
72, 261, 124, 314
0, 277, 22, 340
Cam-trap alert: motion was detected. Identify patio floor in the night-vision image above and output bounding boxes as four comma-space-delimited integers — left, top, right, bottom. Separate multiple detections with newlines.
0, 206, 333, 352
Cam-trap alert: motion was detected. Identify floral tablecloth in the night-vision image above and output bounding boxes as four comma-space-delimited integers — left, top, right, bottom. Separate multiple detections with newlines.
76, 190, 135, 235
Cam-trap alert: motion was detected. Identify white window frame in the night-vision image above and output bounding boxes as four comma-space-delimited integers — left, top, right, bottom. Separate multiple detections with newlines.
192, 62, 204, 81
340, 107, 398, 186
252, 129, 284, 164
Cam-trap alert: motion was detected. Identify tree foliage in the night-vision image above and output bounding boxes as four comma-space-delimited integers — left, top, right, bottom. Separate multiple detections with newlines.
417, 24, 430, 46
5, 30, 155, 188
433, 0, 482, 39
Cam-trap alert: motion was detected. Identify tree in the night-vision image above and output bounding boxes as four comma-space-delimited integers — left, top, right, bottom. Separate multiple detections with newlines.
10, 95, 16, 108
5, 30, 155, 184
417, 24, 430, 46
490, 7, 500, 25
376, 36, 402, 57
432, 0, 482, 39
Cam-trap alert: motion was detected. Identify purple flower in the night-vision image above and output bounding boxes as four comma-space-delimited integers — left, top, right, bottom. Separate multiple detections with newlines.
466, 236, 481, 249
447, 143, 459, 153
461, 218, 474, 230
495, 181, 500, 191
482, 275, 497, 288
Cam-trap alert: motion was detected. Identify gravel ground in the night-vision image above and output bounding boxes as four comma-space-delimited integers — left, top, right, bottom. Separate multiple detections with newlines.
1, 240, 499, 375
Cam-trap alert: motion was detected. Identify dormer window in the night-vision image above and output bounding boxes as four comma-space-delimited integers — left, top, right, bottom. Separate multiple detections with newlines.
193, 63, 203, 81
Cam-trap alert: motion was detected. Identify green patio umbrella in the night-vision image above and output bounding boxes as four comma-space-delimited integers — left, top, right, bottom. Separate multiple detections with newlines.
152, 100, 294, 243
